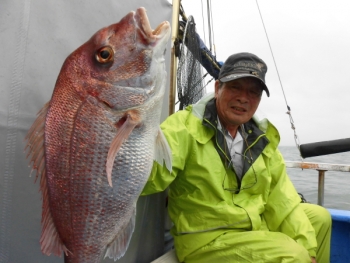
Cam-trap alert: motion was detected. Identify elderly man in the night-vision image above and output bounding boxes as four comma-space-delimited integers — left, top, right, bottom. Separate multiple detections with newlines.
142, 52, 331, 263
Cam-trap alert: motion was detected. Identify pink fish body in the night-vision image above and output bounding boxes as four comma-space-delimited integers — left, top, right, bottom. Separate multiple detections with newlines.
25, 7, 171, 262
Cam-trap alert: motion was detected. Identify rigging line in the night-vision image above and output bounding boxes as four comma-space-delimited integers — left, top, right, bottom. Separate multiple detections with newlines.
208, 0, 216, 56
174, 76, 214, 107
206, 0, 212, 51
179, 4, 187, 21
200, 0, 207, 44
255, 0, 302, 157
187, 73, 209, 100
178, 73, 209, 106
175, 73, 213, 105
255, 0, 289, 108
202, 76, 215, 89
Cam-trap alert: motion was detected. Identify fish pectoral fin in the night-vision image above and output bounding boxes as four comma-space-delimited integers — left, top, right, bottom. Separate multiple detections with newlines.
154, 128, 172, 172
106, 112, 140, 187
104, 206, 136, 261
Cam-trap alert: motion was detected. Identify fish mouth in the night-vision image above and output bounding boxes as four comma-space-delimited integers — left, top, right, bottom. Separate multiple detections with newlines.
134, 7, 171, 45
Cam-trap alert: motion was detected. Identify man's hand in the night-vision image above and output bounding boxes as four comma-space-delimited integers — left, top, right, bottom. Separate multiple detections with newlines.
311, 257, 317, 263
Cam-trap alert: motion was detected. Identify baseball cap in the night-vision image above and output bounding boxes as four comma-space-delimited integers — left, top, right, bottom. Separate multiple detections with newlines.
218, 52, 270, 97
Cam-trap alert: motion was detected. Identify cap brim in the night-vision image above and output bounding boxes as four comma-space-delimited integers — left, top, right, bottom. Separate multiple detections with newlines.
220, 73, 270, 97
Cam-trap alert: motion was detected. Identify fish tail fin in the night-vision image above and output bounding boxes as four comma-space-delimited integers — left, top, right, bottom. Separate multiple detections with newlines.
154, 128, 172, 172
104, 206, 136, 260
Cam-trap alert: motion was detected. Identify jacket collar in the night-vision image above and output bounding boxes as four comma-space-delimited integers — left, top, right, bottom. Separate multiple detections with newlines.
201, 97, 270, 175
189, 92, 277, 156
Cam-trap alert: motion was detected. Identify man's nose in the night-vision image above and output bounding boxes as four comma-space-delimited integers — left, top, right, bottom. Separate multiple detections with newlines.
236, 88, 250, 101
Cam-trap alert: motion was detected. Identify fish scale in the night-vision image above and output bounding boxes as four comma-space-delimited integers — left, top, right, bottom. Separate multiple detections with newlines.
25, 7, 171, 263
48, 103, 150, 262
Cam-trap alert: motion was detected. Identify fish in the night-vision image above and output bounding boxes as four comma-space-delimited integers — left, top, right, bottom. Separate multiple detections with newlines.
25, 7, 171, 263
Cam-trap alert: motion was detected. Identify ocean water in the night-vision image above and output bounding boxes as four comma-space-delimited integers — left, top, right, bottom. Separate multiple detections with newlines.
279, 146, 350, 210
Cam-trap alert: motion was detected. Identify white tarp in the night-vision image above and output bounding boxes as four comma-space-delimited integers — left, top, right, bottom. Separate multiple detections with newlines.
0, 1, 172, 262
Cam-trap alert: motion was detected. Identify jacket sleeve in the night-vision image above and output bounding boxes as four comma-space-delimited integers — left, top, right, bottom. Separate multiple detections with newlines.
263, 149, 317, 257
141, 111, 189, 195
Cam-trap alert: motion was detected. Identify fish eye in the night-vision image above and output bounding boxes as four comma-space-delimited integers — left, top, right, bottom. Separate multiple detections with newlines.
95, 46, 114, 63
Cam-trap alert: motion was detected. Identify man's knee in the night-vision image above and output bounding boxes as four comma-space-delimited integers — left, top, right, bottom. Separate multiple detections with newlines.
301, 203, 332, 232
315, 205, 332, 227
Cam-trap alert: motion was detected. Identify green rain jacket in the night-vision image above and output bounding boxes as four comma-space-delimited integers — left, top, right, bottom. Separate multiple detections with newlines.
142, 93, 317, 261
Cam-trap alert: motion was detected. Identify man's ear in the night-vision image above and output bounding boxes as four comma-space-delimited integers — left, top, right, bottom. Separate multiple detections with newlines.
214, 80, 220, 98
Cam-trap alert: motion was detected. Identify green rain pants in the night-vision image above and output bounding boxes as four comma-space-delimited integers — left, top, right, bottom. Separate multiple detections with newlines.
183, 204, 331, 263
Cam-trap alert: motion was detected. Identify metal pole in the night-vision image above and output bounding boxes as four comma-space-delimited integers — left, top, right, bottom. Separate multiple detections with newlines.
317, 170, 326, 206
169, 0, 180, 115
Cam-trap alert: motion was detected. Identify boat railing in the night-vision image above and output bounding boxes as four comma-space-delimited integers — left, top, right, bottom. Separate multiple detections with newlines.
285, 161, 350, 206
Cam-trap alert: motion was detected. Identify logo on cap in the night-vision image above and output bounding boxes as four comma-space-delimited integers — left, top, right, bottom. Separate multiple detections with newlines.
256, 63, 265, 71
234, 61, 262, 73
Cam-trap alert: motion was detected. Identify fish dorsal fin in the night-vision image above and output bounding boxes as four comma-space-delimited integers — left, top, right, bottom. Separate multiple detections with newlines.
104, 206, 136, 260
154, 128, 172, 172
25, 102, 70, 256
106, 111, 141, 187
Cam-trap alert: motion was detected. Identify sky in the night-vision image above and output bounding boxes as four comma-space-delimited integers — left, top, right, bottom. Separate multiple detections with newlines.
180, 0, 350, 146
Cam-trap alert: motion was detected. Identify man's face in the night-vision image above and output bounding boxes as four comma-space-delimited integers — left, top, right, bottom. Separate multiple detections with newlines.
215, 77, 262, 129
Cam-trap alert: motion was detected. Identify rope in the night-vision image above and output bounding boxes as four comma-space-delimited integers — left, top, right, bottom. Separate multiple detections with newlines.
200, 0, 207, 44
255, 0, 302, 159
175, 75, 214, 107
208, 0, 216, 56
206, 0, 212, 51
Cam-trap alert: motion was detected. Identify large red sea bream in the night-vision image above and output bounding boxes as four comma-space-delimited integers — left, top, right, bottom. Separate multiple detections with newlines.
25, 7, 171, 262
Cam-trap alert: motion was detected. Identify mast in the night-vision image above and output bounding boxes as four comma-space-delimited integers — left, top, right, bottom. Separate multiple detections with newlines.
169, 0, 180, 115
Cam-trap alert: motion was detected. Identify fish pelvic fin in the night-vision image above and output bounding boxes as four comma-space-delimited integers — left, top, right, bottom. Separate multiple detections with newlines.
25, 102, 69, 257
106, 111, 141, 187
104, 206, 136, 260
154, 128, 172, 172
